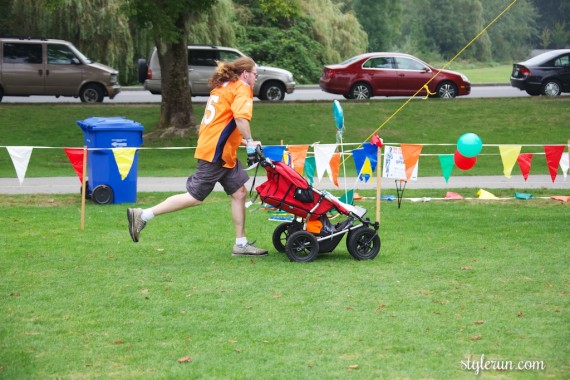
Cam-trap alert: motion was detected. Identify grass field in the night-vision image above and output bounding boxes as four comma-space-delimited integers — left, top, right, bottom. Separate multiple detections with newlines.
0, 97, 568, 178
1, 190, 569, 379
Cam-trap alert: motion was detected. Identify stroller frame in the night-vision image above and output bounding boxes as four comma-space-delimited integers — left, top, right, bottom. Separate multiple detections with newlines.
252, 147, 381, 262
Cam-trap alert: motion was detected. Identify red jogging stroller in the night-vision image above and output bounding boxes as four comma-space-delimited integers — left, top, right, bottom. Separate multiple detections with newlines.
251, 147, 380, 262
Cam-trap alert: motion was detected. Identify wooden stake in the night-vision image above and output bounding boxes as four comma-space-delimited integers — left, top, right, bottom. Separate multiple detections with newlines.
80, 146, 88, 230
375, 146, 382, 224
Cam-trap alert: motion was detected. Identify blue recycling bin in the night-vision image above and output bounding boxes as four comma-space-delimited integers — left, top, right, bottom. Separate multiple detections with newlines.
77, 117, 144, 204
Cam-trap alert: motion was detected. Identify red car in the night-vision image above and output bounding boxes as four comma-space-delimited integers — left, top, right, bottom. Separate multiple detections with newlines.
319, 52, 471, 99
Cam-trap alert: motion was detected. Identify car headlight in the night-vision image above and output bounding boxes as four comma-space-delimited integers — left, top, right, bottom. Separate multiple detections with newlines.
110, 73, 118, 85
460, 74, 470, 83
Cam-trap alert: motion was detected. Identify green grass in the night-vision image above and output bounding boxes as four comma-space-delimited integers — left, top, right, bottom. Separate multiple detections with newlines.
0, 98, 568, 178
443, 63, 513, 84
1, 190, 568, 378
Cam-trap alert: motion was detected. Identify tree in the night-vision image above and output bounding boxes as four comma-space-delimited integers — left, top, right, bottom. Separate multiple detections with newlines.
353, 0, 401, 52
125, 0, 217, 136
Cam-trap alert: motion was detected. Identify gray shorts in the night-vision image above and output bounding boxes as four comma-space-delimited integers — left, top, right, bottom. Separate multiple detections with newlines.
186, 159, 250, 201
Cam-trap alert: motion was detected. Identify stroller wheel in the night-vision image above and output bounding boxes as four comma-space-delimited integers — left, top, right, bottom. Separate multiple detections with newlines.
272, 222, 293, 253
347, 227, 381, 260
285, 231, 319, 262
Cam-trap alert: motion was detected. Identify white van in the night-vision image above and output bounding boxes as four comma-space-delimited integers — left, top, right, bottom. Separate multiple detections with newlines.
138, 45, 295, 101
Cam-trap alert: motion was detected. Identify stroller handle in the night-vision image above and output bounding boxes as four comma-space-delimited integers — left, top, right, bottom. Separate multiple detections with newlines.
247, 145, 275, 168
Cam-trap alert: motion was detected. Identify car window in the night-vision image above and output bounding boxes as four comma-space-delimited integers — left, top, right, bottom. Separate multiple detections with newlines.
47, 44, 77, 64
219, 50, 242, 62
554, 54, 570, 67
188, 50, 217, 66
3, 43, 43, 64
394, 57, 425, 71
363, 57, 393, 69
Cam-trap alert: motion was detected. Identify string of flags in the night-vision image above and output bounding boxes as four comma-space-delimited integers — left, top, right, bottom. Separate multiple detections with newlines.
0, 142, 568, 186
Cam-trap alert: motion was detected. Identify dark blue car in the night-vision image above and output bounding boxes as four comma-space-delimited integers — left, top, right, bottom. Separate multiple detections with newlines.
510, 49, 570, 96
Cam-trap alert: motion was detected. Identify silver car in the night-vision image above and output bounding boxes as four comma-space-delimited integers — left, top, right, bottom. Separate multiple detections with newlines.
138, 45, 295, 101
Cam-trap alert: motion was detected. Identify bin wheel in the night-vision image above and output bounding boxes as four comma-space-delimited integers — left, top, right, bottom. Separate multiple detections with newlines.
285, 231, 319, 262
346, 227, 380, 260
92, 185, 113, 205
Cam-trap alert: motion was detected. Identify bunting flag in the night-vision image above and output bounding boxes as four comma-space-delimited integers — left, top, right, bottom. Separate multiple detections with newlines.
383, 146, 418, 180
304, 156, 316, 185
64, 148, 86, 183
352, 148, 373, 182
329, 152, 340, 187
559, 151, 569, 179
282, 151, 292, 167
544, 145, 565, 183
263, 145, 286, 163
6, 146, 33, 185
112, 148, 137, 180
498, 145, 521, 178
360, 157, 373, 182
339, 189, 354, 205
362, 142, 378, 171
288, 145, 309, 176
438, 154, 454, 183
314, 144, 337, 181
477, 189, 498, 199
517, 153, 533, 181
400, 144, 423, 180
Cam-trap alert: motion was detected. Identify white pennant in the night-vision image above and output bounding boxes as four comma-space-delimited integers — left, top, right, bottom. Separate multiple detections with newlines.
560, 151, 569, 179
313, 144, 337, 182
7, 146, 33, 185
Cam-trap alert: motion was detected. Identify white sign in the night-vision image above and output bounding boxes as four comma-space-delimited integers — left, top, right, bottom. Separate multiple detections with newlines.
383, 146, 418, 180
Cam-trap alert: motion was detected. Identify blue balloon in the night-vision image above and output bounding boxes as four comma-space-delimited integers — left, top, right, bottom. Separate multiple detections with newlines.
333, 100, 344, 130
457, 133, 482, 158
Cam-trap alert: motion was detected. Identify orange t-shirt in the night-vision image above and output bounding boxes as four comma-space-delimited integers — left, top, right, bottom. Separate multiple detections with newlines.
194, 80, 253, 168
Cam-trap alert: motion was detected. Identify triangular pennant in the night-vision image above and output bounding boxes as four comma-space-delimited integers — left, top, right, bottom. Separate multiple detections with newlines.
329, 152, 340, 187
7, 146, 33, 185
263, 145, 286, 163
400, 144, 423, 180
559, 150, 569, 179
477, 189, 498, 199
498, 145, 521, 178
314, 144, 337, 181
339, 189, 354, 205
112, 148, 137, 180
544, 145, 565, 183
362, 142, 378, 172
288, 145, 309, 176
304, 156, 316, 185
438, 154, 454, 183
352, 148, 366, 180
517, 153, 533, 181
356, 157, 373, 182
64, 148, 86, 183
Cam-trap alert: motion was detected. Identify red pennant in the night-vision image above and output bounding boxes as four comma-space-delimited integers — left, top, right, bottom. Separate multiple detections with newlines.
517, 153, 533, 181
544, 145, 565, 183
64, 148, 86, 183
371, 134, 384, 148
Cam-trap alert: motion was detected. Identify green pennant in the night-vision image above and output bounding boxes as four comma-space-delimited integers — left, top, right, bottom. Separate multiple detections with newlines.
438, 154, 454, 183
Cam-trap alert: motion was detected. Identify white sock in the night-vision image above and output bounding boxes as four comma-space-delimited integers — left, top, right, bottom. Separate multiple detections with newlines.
236, 237, 247, 247
141, 209, 154, 222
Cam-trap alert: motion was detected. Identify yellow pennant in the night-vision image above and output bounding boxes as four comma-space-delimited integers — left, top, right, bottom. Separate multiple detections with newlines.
112, 148, 137, 180
477, 189, 498, 199
498, 145, 522, 178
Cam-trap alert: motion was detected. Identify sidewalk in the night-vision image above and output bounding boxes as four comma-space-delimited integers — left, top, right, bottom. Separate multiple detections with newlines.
0, 175, 567, 195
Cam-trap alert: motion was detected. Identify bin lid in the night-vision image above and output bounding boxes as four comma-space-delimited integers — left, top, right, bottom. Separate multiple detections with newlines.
77, 117, 144, 131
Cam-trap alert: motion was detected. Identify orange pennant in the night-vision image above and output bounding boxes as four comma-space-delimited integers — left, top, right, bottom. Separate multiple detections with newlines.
288, 145, 309, 176
400, 144, 423, 180
329, 152, 340, 187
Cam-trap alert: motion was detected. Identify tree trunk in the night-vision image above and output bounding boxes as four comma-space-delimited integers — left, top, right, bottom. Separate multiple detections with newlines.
152, 37, 198, 139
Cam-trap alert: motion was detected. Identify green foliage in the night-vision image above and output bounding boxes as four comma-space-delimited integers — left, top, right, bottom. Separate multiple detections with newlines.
550, 21, 569, 48
353, 0, 402, 51
237, 20, 324, 83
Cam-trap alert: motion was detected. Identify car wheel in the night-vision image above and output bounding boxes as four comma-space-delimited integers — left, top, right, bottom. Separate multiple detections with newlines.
541, 79, 561, 96
80, 84, 105, 103
260, 81, 285, 101
525, 89, 541, 96
137, 58, 148, 84
350, 82, 372, 100
0, 86, 3, 102
436, 81, 458, 98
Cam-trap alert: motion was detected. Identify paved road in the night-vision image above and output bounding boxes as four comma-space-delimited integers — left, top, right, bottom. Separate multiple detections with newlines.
0, 175, 567, 195
0, 84, 547, 103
